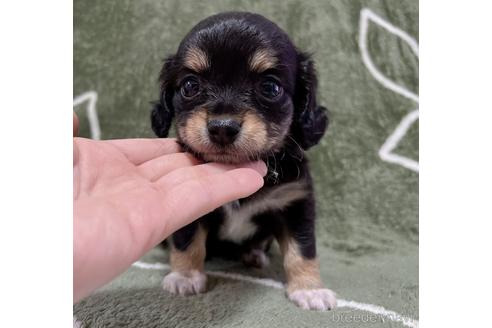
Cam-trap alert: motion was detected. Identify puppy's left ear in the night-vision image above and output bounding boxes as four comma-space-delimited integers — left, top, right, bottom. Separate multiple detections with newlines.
292, 52, 329, 150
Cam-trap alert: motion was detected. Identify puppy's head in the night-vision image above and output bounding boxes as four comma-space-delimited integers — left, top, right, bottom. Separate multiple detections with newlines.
152, 12, 327, 163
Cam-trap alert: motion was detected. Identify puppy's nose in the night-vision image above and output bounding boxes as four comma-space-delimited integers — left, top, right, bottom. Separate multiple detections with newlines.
207, 119, 241, 146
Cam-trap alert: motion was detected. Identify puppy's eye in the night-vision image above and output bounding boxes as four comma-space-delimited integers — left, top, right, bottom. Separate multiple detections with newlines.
260, 79, 283, 99
181, 77, 200, 98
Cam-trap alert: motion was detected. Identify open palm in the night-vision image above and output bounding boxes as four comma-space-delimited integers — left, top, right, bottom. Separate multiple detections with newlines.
73, 136, 265, 302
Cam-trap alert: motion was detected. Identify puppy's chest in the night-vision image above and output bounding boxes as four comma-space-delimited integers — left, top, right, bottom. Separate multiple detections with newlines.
217, 180, 309, 243
218, 201, 258, 243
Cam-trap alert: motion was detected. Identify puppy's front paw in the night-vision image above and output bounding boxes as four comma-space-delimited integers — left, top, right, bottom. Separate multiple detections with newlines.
162, 270, 207, 296
288, 288, 337, 311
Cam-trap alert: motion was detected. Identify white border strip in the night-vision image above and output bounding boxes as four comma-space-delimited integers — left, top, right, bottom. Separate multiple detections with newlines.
73, 91, 101, 140
132, 261, 418, 328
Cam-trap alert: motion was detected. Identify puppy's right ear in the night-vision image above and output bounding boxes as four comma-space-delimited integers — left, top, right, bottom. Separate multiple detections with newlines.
151, 56, 177, 138
291, 52, 328, 150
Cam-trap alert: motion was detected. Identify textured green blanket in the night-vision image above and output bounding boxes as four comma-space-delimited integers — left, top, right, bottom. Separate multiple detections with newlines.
74, 1, 418, 327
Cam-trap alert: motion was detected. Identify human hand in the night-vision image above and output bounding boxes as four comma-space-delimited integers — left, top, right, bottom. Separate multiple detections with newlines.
73, 117, 266, 303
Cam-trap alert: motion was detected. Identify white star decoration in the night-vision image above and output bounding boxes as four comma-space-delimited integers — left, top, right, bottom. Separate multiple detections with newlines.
359, 8, 419, 172
73, 91, 101, 140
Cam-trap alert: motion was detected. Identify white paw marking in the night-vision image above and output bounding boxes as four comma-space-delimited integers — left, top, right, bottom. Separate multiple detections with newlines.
161, 270, 207, 296
288, 288, 337, 311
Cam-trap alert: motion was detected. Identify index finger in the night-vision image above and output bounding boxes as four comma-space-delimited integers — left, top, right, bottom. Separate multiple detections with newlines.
160, 168, 265, 237
105, 138, 182, 165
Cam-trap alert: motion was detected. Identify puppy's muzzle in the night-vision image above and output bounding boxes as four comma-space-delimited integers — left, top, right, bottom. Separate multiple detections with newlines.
207, 118, 241, 146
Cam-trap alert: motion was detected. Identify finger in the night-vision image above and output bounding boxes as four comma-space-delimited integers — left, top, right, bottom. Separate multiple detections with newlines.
105, 138, 182, 165
155, 160, 267, 187
138, 152, 202, 181
162, 168, 265, 235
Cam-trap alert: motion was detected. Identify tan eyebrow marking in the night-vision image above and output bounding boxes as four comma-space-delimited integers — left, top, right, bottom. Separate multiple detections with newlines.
183, 47, 209, 72
249, 48, 277, 72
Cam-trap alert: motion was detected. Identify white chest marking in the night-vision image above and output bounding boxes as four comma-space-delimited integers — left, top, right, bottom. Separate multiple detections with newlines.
218, 180, 309, 242
219, 201, 257, 243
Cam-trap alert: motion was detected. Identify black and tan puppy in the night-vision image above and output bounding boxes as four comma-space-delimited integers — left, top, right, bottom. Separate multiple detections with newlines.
151, 12, 335, 310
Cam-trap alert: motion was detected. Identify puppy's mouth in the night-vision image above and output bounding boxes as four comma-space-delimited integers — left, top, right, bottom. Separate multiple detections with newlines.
179, 140, 264, 164
178, 111, 270, 164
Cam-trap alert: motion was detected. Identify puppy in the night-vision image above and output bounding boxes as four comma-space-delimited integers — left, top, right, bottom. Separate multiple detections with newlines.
151, 12, 335, 310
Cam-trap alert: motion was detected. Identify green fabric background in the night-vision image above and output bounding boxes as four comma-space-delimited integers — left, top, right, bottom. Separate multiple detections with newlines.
74, 1, 418, 327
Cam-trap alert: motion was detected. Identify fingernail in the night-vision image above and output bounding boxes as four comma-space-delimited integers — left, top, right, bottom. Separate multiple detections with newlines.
242, 161, 267, 177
